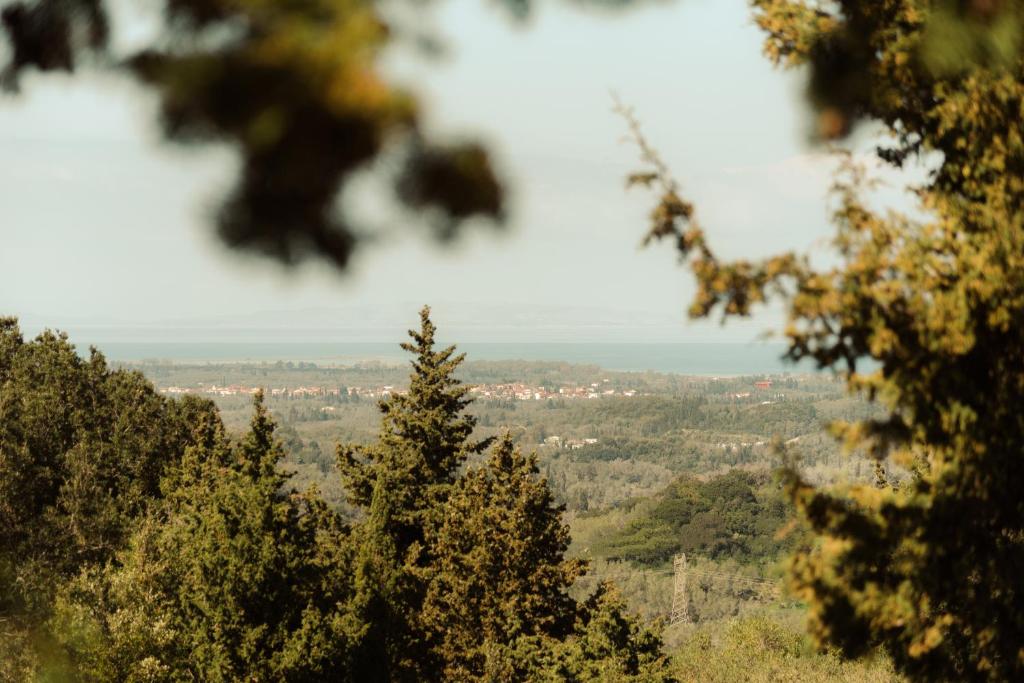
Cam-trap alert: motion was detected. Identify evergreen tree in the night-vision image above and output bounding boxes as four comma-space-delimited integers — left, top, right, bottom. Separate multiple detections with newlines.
337, 306, 492, 681
345, 472, 422, 682
0, 318, 220, 679
421, 434, 585, 679
542, 585, 676, 683
51, 393, 357, 681
338, 305, 491, 554
0, 312, 684, 681
625, 3, 1024, 679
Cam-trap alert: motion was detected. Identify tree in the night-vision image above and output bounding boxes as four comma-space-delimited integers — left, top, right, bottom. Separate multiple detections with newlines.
622, 3, 1024, 680
595, 471, 790, 566
0, 318, 220, 679
338, 305, 491, 556
420, 434, 586, 679
1, 313, 683, 680
50, 393, 358, 681
343, 470, 426, 682
542, 584, 676, 683
1, 0, 505, 269
336, 305, 492, 680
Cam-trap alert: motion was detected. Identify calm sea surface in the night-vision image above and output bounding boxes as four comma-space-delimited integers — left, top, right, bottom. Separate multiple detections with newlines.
95, 342, 817, 376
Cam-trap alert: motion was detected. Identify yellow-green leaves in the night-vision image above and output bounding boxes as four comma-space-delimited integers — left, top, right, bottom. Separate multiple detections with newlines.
625, 3, 1024, 679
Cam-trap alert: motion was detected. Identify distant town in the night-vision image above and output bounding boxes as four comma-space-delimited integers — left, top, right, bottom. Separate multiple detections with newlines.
468, 381, 638, 401
158, 380, 641, 401
158, 378, 782, 402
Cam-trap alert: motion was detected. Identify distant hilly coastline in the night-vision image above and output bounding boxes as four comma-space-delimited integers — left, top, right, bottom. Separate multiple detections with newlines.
14, 302, 784, 345
13, 303, 808, 375
90, 341, 809, 376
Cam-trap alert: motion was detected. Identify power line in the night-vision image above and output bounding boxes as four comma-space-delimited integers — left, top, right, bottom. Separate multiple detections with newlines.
670, 553, 781, 624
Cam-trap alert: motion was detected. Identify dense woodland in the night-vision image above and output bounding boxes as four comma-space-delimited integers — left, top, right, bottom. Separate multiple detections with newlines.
0, 310, 903, 681
0, 312, 679, 681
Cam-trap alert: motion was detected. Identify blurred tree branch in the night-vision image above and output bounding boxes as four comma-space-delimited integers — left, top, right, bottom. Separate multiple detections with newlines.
1, 0, 508, 270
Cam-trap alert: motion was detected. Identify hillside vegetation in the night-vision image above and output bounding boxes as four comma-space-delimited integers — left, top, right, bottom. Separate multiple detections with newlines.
589, 470, 790, 566
0, 312, 906, 681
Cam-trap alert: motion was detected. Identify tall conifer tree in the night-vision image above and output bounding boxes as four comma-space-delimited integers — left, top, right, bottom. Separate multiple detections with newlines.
337, 305, 491, 555
345, 472, 421, 682
421, 434, 586, 679
337, 306, 491, 681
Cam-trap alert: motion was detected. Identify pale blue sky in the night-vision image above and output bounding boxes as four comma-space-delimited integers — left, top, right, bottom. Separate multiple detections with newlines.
0, 0, 917, 343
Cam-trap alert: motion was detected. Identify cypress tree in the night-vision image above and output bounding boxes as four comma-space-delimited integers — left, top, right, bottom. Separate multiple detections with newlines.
421, 433, 586, 679
338, 305, 491, 556
345, 472, 419, 682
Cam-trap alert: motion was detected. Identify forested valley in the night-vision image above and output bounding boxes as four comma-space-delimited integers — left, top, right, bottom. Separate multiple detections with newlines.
1, 310, 898, 681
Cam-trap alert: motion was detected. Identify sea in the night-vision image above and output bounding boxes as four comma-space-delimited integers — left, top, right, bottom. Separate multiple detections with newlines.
95, 342, 820, 376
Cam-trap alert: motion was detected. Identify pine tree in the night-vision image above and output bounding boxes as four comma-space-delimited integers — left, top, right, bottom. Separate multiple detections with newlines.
421, 433, 585, 679
338, 306, 491, 553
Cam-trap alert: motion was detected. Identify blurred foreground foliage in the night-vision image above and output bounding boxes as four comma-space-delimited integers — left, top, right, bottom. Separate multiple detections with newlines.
4, 1, 1019, 272
1, 0, 507, 268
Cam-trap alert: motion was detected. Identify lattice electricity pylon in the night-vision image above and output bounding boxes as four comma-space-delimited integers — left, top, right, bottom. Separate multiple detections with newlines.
670, 553, 691, 625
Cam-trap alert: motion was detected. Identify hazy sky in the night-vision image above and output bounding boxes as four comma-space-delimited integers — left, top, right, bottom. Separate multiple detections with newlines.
0, 0, 908, 342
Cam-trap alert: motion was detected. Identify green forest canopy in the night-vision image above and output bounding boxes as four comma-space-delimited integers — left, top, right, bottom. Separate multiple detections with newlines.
593, 470, 791, 566
0, 310, 674, 681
